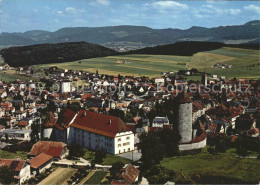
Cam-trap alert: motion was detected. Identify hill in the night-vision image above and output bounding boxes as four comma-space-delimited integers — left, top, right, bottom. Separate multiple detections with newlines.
128, 41, 259, 56
0, 42, 117, 67
0, 20, 259, 49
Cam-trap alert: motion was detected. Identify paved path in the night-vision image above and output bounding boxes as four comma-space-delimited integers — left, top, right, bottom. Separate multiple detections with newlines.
117, 150, 142, 161
54, 157, 91, 166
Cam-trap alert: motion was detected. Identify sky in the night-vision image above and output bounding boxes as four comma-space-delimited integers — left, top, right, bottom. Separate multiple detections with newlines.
1, 0, 260, 33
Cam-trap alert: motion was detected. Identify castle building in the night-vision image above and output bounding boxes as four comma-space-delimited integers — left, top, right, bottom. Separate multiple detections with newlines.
68, 110, 135, 154
175, 92, 193, 143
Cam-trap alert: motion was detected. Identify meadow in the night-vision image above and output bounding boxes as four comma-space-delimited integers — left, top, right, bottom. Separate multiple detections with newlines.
33, 54, 191, 77
188, 47, 260, 79
30, 47, 260, 79
159, 148, 260, 183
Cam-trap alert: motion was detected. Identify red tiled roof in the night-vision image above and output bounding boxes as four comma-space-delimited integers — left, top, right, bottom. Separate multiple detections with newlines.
29, 141, 66, 157
70, 110, 131, 138
29, 153, 53, 169
43, 112, 57, 128
55, 108, 77, 130
0, 159, 25, 172
111, 164, 140, 185
45, 146, 63, 158
17, 121, 28, 126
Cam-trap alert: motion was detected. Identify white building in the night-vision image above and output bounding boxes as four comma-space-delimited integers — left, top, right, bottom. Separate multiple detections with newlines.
0, 159, 31, 184
60, 81, 72, 93
0, 129, 31, 140
152, 117, 169, 127
68, 110, 134, 154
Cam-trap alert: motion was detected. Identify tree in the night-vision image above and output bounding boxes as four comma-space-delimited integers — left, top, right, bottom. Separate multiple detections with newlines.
0, 166, 13, 184
5, 133, 9, 142
69, 144, 84, 159
94, 150, 106, 164
139, 129, 180, 168
109, 162, 124, 179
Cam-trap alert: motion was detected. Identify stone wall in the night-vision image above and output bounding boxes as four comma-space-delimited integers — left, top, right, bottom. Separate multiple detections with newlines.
179, 137, 207, 151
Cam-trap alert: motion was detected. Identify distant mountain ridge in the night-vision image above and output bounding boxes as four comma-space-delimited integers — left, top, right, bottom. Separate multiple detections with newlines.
0, 20, 259, 49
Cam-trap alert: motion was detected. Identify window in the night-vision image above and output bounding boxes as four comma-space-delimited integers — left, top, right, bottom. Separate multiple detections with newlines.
118, 138, 121, 142
118, 144, 121, 147
126, 136, 130, 140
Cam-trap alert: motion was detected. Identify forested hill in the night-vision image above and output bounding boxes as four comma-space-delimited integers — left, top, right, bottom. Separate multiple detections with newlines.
128, 42, 260, 56
0, 20, 259, 48
0, 42, 117, 67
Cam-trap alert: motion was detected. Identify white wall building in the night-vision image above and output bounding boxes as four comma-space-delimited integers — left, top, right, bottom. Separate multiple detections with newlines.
68, 110, 134, 154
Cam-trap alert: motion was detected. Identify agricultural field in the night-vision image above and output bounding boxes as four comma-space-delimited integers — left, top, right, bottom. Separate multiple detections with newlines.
38, 167, 77, 185
188, 47, 260, 79
84, 171, 108, 184
33, 54, 191, 77
32, 47, 259, 79
0, 68, 39, 82
159, 148, 260, 184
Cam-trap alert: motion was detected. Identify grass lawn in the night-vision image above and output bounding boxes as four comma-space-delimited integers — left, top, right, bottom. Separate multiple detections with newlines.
0, 150, 28, 160
159, 147, 260, 183
82, 149, 130, 165
85, 171, 108, 184
102, 153, 131, 165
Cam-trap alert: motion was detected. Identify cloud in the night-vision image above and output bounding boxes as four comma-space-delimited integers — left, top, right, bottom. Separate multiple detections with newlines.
90, 0, 110, 6
57, 11, 63, 14
200, 4, 241, 15
244, 4, 260, 15
150, 1, 189, 10
65, 7, 85, 14
229, 9, 241, 15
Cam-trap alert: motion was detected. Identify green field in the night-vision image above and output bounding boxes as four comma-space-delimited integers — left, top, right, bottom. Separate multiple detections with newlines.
159, 148, 260, 183
0, 150, 28, 160
188, 47, 260, 79
33, 54, 191, 77
85, 171, 108, 184
33, 47, 259, 79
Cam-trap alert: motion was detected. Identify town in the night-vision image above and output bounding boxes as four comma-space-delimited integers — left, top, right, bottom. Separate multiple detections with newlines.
0, 64, 259, 184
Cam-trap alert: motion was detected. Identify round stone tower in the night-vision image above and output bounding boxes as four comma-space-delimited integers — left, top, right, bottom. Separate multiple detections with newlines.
175, 92, 192, 143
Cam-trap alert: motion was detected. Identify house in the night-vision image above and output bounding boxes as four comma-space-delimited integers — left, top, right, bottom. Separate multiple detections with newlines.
152, 117, 169, 127
54, 108, 78, 143
60, 81, 72, 93
0, 129, 31, 140
0, 159, 31, 184
42, 112, 57, 139
17, 121, 30, 130
28, 141, 68, 159
85, 97, 105, 108
28, 153, 53, 175
154, 77, 165, 84
111, 164, 140, 185
68, 110, 135, 154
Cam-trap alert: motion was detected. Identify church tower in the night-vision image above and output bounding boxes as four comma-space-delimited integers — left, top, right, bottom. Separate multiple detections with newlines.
201, 72, 207, 86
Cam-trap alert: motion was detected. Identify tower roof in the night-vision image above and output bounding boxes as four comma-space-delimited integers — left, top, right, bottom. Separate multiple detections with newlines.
176, 91, 192, 104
